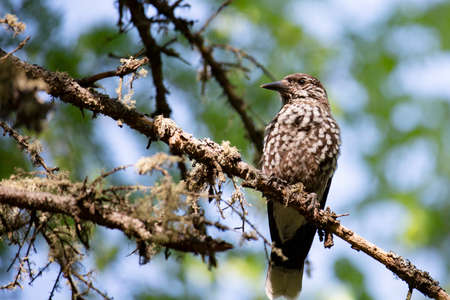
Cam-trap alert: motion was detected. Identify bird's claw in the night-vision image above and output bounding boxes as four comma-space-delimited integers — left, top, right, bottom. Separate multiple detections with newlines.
305, 193, 319, 215
267, 175, 288, 187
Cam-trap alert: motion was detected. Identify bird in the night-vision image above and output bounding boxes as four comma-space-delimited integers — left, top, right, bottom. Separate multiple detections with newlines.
260, 73, 341, 299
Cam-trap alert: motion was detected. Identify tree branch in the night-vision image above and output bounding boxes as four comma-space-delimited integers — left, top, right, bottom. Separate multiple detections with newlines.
0, 36, 30, 61
0, 121, 58, 174
146, 0, 265, 153
212, 43, 276, 81
0, 186, 232, 255
197, 0, 233, 35
1, 48, 448, 300
77, 57, 149, 87
125, 0, 171, 117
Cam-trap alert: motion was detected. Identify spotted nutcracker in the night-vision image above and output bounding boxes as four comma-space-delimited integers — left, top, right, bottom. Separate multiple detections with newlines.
261, 73, 341, 300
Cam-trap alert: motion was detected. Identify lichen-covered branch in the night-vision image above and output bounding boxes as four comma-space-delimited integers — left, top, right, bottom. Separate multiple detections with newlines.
0, 121, 57, 174
77, 57, 149, 87
0, 186, 232, 255
1, 49, 448, 300
0, 13, 26, 36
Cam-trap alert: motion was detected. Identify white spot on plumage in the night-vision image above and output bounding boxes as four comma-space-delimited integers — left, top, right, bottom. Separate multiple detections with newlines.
309, 143, 318, 154
318, 128, 325, 138
274, 152, 280, 165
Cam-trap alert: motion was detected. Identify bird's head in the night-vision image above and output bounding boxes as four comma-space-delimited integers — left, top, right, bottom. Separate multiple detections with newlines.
261, 73, 328, 105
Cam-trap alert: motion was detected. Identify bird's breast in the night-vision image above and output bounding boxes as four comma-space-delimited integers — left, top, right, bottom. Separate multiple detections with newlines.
262, 102, 340, 188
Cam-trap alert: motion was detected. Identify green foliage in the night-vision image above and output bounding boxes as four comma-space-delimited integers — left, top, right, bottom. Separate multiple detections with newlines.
95, 243, 119, 272
414, 1, 450, 50
44, 46, 83, 76
40, 104, 105, 180
136, 294, 190, 300
201, 96, 252, 156
334, 258, 373, 300
78, 25, 134, 56
1, 0, 449, 299
0, 141, 30, 179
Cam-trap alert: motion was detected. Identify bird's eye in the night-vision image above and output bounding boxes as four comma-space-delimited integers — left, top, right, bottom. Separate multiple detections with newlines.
298, 79, 306, 85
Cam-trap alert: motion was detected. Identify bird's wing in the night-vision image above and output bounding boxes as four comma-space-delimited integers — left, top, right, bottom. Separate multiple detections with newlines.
320, 177, 333, 209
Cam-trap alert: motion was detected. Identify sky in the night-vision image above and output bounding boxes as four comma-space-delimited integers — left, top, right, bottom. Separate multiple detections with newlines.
3, 0, 448, 300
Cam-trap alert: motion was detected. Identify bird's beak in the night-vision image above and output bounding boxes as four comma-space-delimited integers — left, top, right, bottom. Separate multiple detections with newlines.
260, 80, 289, 92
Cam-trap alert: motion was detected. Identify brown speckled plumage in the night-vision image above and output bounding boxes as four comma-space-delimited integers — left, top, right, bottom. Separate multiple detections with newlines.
261, 73, 341, 300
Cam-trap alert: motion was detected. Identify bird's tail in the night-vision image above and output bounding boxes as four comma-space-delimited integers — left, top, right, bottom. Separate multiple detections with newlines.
264, 201, 319, 299
265, 263, 304, 300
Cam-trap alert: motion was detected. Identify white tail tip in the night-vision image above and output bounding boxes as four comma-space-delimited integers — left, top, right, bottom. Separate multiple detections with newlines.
265, 264, 303, 300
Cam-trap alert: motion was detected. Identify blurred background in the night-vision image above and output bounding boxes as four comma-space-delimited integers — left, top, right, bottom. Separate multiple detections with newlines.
0, 0, 449, 299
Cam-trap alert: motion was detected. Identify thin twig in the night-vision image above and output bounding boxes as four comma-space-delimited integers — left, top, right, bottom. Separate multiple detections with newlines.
6, 217, 34, 272
77, 57, 148, 87
0, 36, 30, 61
91, 164, 133, 186
0, 121, 58, 175
125, 0, 171, 118
406, 286, 413, 300
72, 272, 113, 300
213, 43, 276, 81
48, 269, 62, 300
206, 186, 267, 244
24, 219, 40, 275
217, 192, 271, 249
102, 185, 152, 192
0, 258, 24, 290
66, 274, 80, 299
29, 261, 52, 284
230, 176, 248, 232
197, 0, 233, 34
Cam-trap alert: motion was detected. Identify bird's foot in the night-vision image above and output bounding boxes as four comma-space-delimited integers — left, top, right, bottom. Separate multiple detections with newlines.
267, 175, 288, 187
289, 182, 304, 193
305, 192, 319, 216
283, 182, 304, 206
